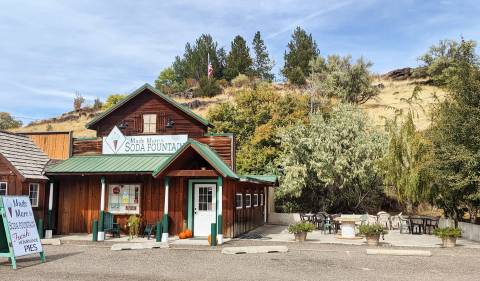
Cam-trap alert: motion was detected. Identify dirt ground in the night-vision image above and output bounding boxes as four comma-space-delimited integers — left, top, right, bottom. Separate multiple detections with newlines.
1, 240, 479, 281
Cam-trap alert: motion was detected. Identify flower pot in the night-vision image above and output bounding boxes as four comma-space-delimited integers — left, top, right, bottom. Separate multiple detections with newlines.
365, 235, 380, 246
442, 237, 457, 248
294, 231, 307, 242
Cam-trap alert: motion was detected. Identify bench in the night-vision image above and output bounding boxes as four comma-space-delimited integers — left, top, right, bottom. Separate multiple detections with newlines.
103, 212, 120, 239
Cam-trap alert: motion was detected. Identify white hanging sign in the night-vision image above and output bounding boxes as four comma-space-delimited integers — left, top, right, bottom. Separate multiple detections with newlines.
102, 126, 188, 155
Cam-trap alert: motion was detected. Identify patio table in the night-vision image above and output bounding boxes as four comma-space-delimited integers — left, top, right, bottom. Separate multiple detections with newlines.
334, 215, 362, 238
408, 216, 435, 234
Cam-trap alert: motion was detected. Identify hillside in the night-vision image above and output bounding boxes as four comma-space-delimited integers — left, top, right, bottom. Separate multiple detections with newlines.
13, 78, 446, 137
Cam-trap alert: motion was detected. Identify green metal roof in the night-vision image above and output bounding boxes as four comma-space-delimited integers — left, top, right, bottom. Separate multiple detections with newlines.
240, 175, 277, 184
86, 83, 212, 129
46, 155, 170, 174
152, 139, 239, 179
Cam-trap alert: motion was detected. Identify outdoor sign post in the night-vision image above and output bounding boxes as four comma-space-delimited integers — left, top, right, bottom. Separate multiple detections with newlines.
0, 196, 45, 269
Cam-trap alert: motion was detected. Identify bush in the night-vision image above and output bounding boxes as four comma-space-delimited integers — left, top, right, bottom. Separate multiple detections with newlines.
433, 227, 461, 238
287, 66, 306, 85
231, 74, 250, 88
358, 224, 387, 236
103, 94, 127, 110
195, 77, 221, 97
73, 92, 85, 111
216, 78, 230, 88
288, 221, 315, 234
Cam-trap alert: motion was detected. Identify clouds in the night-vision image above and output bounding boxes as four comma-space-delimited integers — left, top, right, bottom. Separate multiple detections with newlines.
0, 0, 479, 122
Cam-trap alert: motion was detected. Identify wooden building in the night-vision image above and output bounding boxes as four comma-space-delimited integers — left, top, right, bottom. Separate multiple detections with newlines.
0, 131, 50, 221
45, 84, 276, 242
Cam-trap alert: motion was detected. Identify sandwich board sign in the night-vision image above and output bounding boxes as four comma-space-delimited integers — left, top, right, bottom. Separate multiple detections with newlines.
0, 196, 45, 269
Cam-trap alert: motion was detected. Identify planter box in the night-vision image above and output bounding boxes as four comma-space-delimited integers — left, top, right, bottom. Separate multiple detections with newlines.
294, 232, 307, 242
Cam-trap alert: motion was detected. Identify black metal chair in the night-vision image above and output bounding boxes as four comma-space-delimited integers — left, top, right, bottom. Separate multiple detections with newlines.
425, 217, 440, 234
409, 217, 424, 234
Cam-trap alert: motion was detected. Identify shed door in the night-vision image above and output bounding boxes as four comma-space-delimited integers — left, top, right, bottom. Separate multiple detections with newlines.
194, 183, 216, 237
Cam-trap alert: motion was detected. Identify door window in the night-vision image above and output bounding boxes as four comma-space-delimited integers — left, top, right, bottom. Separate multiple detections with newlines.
198, 186, 213, 211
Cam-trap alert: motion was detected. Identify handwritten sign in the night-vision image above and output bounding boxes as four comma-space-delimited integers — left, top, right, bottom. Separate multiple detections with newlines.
2, 196, 43, 257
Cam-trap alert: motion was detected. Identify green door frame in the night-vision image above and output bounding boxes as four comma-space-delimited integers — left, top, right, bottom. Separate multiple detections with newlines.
188, 177, 222, 236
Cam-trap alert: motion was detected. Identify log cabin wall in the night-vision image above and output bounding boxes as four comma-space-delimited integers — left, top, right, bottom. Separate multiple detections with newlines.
72, 134, 236, 170
91, 90, 208, 138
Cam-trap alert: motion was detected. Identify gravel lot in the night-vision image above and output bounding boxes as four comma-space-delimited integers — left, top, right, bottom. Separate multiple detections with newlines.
1, 241, 479, 281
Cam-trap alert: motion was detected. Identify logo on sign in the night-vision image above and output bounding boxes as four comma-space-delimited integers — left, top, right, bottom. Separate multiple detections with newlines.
104, 126, 127, 153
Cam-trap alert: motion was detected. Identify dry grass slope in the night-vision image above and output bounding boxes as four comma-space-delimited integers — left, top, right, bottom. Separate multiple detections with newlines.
14, 79, 446, 137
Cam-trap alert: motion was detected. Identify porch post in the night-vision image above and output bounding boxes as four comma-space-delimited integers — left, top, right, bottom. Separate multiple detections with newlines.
187, 180, 193, 230
217, 176, 223, 245
98, 176, 106, 241
162, 176, 169, 242
45, 182, 54, 239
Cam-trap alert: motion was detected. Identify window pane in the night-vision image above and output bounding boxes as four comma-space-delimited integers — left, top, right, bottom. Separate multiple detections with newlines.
143, 114, 157, 133
29, 183, 39, 207
0, 182, 6, 195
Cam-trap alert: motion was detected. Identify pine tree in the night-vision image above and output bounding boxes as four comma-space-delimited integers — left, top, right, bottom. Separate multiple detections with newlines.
224, 35, 253, 81
252, 31, 274, 81
282, 27, 319, 85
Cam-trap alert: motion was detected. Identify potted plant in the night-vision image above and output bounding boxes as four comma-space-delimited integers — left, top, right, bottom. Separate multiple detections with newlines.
433, 227, 461, 248
127, 215, 140, 240
358, 224, 387, 246
288, 222, 315, 242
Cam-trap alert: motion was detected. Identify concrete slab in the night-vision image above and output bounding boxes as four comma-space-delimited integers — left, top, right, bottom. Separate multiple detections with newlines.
246, 225, 480, 249
366, 248, 432, 256
111, 242, 168, 251
222, 245, 288, 255
41, 238, 61, 246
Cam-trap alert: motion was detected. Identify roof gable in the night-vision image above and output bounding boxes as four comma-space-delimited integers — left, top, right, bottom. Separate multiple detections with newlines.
86, 84, 211, 129
153, 139, 238, 179
0, 131, 49, 180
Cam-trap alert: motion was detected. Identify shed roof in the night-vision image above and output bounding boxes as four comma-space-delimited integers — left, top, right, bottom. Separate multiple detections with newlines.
86, 83, 212, 129
240, 175, 277, 184
0, 131, 49, 180
46, 155, 170, 174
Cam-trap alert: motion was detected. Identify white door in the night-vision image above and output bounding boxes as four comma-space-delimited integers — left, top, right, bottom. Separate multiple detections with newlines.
194, 183, 216, 237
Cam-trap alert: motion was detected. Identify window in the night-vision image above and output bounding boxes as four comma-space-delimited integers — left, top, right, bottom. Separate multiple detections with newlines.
143, 114, 157, 133
260, 193, 264, 206
29, 183, 39, 207
0, 182, 7, 195
108, 184, 141, 214
253, 194, 259, 207
245, 194, 251, 208
235, 193, 243, 209
198, 186, 213, 211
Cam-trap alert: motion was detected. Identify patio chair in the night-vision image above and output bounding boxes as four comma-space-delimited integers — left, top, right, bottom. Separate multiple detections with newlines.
390, 212, 402, 230
142, 223, 155, 239
377, 211, 391, 230
399, 215, 410, 234
409, 217, 424, 234
322, 216, 333, 234
314, 213, 327, 230
425, 217, 440, 234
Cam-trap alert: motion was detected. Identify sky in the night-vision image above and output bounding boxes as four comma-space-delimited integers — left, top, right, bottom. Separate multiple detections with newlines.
1, 0, 479, 123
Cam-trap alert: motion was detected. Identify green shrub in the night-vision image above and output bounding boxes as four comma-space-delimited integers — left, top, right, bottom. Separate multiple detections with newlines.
358, 224, 387, 236
433, 227, 461, 238
288, 221, 315, 234
231, 74, 251, 88
287, 66, 306, 86
195, 77, 221, 97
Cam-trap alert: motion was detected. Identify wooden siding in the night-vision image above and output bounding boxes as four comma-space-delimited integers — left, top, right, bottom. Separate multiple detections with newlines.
0, 155, 46, 221
91, 89, 208, 137
71, 134, 235, 170
54, 174, 186, 235
22, 131, 72, 160
72, 138, 102, 155
223, 179, 266, 238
